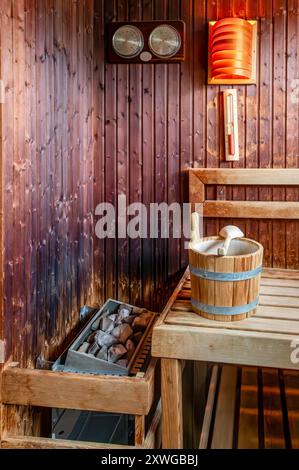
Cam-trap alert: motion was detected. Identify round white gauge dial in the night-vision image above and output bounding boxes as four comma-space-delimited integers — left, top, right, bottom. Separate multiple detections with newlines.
149, 24, 181, 58
112, 25, 144, 59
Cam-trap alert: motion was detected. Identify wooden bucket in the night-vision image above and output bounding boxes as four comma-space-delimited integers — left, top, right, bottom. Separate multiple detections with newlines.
189, 237, 263, 322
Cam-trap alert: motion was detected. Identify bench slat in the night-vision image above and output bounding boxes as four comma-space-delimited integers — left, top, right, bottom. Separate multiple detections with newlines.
165, 310, 299, 336
211, 366, 238, 449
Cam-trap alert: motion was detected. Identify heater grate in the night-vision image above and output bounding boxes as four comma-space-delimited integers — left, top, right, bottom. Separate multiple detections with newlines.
130, 330, 153, 376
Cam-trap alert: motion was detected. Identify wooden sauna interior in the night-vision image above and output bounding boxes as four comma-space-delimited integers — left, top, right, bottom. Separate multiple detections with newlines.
0, 0, 298, 449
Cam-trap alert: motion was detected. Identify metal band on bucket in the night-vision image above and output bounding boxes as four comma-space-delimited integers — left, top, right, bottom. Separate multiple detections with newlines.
190, 265, 262, 282
191, 297, 259, 316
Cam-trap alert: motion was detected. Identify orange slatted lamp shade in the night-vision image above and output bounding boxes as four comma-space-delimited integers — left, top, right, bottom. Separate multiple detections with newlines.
208, 18, 257, 85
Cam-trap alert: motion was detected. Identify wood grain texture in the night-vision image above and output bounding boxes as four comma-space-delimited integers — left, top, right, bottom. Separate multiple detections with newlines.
161, 358, 183, 448
190, 236, 263, 321
1, 363, 155, 415
0, 341, 3, 366
1, 400, 162, 449
204, 201, 299, 219
0, 0, 298, 369
262, 369, 285, 448
199, 365, 219, 449
238, 367, 259, 449
135, 414, 145, 447
144, 400, 162, 449
191, 169, 299, 185
0, 0, 298, 445
152, 269, 299, 370
284, 371, 299, 448
0, 0, 97, 369
211, 366, 238, 449
1, 434, 136, 449
200, 366, 299, 449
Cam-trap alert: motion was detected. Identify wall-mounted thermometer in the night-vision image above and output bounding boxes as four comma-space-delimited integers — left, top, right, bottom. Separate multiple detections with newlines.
223, 89, 239, 161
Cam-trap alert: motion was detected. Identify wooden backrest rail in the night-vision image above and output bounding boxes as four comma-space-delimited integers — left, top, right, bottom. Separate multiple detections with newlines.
189, 169, 299, 219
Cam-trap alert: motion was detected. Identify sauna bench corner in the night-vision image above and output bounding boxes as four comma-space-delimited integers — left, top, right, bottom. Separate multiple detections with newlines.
152, 267, 299, 370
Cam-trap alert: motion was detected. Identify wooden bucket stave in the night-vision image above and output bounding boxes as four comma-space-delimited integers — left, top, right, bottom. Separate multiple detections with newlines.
189, 237, 263, 322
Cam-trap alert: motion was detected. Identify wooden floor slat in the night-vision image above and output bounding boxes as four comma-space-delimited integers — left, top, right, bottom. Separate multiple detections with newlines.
262, 369, 285, 449
201, 366, 299, 449
238, 367, 259, 449
211, 366, 237, 449
283, 371, 299, 449
199, 366, 219, 449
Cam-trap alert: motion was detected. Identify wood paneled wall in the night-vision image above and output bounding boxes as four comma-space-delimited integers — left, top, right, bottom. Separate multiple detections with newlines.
0, 0, 96, 366
0, 0, 298, 367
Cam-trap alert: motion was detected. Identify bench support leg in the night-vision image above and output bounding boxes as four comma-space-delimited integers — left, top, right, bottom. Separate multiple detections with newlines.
161, 358, 183, 448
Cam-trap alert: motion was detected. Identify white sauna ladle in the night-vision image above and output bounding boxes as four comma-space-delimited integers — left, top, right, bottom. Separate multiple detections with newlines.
218, 225, 244, 256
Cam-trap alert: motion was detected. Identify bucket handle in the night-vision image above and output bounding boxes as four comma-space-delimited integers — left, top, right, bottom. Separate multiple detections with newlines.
190, 212, 201, 244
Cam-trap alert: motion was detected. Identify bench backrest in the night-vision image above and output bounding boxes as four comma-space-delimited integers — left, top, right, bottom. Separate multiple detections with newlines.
189, 169, 299, 220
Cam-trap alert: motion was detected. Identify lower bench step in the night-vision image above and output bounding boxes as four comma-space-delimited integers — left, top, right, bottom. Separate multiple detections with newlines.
200, 365, 299, 449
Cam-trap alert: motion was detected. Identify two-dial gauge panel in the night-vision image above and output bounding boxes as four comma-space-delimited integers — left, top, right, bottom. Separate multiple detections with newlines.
110, 23, 184, 63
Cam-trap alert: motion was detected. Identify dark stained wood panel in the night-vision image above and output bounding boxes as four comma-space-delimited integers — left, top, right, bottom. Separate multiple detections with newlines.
0, 0, 298, 373
0, 0, 98, 367
117, 0, 130, 304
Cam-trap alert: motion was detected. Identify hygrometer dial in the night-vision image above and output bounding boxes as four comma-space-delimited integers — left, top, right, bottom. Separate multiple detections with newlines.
149, 24, 181, 58
112, 25, 144, 59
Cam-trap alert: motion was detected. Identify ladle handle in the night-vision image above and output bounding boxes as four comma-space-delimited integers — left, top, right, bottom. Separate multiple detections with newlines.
218, 236, 232, 256
191, 212, 201, 244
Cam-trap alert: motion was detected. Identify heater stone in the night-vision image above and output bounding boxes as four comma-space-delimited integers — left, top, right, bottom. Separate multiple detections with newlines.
96, 346, 108, 361
96, 331, 117, 348
100, 316, 115, 333
86, 331, 97, 343
77, 342, 90, 353
111, 324, 133, 344
117, 304, 132, 323
87, 341, 100, 356
123, 314, 136, 325
116, 358, 129, 368
108, 344, 127, 363
132, 315, 150, 332
125, 339, 135, 360
131, 332, 143, 346
108, 313, 118, 323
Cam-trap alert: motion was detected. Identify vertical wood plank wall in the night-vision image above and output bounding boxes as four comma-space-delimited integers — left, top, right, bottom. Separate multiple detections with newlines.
0, 0, 298, 368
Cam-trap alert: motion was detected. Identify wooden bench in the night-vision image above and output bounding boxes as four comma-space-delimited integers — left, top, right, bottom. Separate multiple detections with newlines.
152, 168, 299, 448
155, 268, 299, 369
1, 324, 161, 449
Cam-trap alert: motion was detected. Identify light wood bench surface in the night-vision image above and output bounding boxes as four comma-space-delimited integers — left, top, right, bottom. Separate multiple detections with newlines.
152, 268, 299, 370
